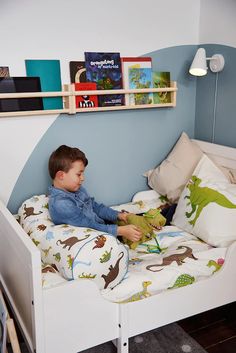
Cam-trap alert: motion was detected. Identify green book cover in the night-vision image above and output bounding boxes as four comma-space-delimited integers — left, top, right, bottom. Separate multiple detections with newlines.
25, 59, 63, 110
153, 71, 171, 104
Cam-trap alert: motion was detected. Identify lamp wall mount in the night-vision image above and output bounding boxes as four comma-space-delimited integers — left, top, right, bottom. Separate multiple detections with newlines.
189, 48, 225, 76
208, 54, 225, 73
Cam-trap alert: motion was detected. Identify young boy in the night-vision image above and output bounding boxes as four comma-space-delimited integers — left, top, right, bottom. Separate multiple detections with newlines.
48, 145, 142, 242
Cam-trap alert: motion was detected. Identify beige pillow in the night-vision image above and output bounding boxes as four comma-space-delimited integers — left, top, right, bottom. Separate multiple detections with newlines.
145, 132, 203, 202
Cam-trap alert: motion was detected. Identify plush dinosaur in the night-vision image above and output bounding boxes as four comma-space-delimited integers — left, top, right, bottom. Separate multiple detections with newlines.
118, 208, 166, 249
185, 176, 236, 226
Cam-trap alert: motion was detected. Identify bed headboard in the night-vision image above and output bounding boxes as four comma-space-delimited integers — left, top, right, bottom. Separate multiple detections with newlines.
193, 139, 236, 170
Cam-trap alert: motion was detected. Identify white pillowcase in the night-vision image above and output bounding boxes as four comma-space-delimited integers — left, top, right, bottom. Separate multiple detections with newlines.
172, 155, 236, 247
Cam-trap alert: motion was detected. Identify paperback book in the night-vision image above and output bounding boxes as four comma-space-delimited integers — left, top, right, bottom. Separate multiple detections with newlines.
153, 71, 171, 104
84, 52, 123, 107
74, 82, 98, 108
121, 57, 152, 105
69, 61, 86, 83
128, 67, 153, 105
25, 59, 63, 110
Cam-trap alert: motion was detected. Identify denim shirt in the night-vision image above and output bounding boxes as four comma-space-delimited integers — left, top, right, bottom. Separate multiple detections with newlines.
48, 185, 119, 236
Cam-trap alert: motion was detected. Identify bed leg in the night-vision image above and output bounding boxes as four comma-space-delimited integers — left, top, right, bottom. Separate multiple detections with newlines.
116, 305, 129, 353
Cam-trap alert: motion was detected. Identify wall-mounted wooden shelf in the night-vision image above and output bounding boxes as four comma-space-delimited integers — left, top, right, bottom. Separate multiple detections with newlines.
0, 81, 177, 118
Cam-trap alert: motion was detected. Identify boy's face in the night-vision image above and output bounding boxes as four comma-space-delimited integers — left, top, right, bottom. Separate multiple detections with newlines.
59, 160, 85, 192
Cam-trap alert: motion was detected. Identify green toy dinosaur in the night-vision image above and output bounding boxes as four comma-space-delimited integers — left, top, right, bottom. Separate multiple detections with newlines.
118, 208, 166, 249
185, 176, 236, 226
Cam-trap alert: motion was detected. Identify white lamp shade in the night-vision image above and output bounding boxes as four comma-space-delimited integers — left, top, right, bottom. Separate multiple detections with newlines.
189, 48, 207, 76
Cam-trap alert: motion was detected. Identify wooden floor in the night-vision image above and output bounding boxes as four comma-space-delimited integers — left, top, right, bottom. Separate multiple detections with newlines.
178, 301, 236, 352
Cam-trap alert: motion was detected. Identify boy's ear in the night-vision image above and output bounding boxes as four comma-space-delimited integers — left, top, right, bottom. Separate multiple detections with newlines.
55, 170, 64, 180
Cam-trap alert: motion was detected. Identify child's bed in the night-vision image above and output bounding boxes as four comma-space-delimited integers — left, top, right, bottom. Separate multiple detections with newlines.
1, 138, 236, 353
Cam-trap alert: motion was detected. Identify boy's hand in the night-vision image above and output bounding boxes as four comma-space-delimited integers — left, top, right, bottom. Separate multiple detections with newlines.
117, 225, 142, 242
117, 211, 129, 223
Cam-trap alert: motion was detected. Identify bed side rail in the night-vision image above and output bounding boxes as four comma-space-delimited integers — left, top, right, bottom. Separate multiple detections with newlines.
0, 200, 44, 353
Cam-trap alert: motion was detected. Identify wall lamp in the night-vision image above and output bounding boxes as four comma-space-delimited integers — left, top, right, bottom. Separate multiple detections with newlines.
189, 48, 225, 76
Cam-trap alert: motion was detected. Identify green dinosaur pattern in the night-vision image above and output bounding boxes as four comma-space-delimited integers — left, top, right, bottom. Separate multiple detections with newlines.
207, 259, 223, 273
67, 255, 74, 269
100, 247, 113, 263
168, 274, 195, 289
79, 272, 97, 279
117, 281, 152, 303
185, 176, 236, 226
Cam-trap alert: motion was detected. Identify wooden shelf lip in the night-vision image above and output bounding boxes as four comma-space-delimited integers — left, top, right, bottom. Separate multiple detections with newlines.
0, 109, 70, 117
0, 81, 177, 116
75, 103, 175, 113
0, 82, 177, 99
0, 91, 71, 99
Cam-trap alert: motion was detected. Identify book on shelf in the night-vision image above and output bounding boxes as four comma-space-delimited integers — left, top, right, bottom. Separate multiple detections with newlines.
74, 82, 98, 108
69, 61, 87, 83
25, 59, 63, 110
121, 57, 152, 105
0, 77, 43, 112
153, 71, 171, 104
84, 52, 123, 107
0, 66, 10, 78
128, 67, 153, 105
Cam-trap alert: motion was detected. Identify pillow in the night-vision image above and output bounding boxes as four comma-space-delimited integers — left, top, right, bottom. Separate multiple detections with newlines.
145, 132, 203, 202
18, 195, 128, 290
172, 155, 236, 247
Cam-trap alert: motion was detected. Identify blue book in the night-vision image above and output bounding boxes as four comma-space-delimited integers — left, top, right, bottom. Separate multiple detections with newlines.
25, 59, 63, 110
84, 52, 123, 107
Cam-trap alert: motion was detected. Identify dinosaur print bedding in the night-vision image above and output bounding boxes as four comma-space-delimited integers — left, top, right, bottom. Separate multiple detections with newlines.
18, 193, 227, 302
101, 225, 226, 303
40, 225, 226, 303
18, 195, 128, 290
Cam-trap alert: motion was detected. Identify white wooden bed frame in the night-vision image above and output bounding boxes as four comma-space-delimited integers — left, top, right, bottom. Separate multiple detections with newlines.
1, 139, 236, 353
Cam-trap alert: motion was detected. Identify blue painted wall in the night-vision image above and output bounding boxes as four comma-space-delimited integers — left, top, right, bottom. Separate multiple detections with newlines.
195, 45, 236, 148
8, 45, 198, 213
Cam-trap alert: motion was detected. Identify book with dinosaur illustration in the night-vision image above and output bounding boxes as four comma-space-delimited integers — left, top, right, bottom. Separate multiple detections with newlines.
74, 82, 98, 108
153, 71, 171, 104
69, 61, 87, 83
121, 57, 152, 105
84, 52, 123, 107
128, 67, 153, 105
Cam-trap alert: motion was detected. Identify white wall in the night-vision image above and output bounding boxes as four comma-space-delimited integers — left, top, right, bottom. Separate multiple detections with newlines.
199, 0, 236, 47
0, 0, 201, 204
0, 0, 201, 82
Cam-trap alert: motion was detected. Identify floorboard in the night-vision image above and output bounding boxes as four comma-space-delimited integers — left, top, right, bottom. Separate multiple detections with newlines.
178, 302, 236, 352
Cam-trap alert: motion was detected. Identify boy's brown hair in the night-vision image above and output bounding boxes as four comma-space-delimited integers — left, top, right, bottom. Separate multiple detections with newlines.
48, 145, 88, 179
